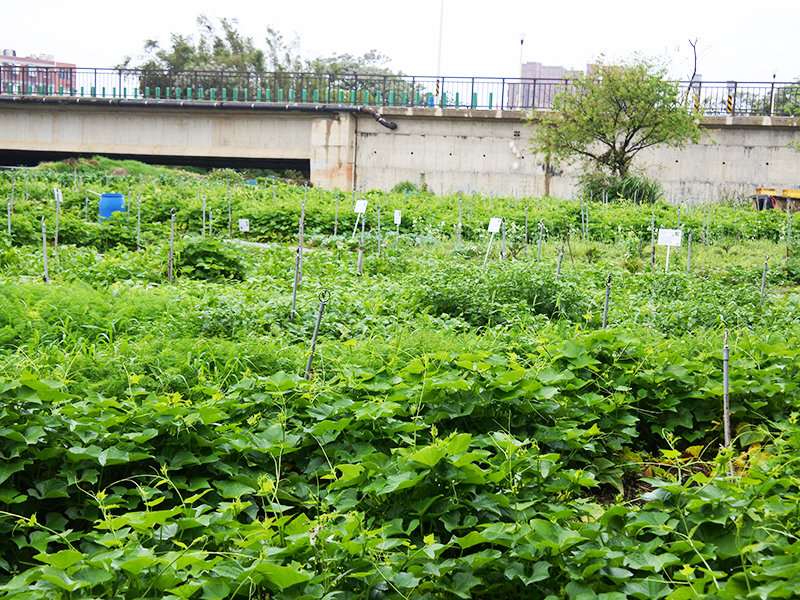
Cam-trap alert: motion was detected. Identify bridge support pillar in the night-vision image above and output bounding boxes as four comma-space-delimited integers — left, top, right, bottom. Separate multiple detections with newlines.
310, 113, 356, 191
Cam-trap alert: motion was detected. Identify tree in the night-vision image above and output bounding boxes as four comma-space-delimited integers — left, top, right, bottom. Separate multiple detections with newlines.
528, 56, 701, 179
121, 16, 266, 72
118, 16, 410, 103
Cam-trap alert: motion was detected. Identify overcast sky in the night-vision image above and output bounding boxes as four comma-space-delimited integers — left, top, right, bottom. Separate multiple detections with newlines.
3, 0, 797, 83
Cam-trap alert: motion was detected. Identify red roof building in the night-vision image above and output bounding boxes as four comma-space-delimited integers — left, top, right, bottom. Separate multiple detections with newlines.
1, 49, 77, 94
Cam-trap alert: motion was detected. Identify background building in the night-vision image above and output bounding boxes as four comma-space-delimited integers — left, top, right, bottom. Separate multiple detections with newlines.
1, 49, 76, 94
508, 61, 584, 110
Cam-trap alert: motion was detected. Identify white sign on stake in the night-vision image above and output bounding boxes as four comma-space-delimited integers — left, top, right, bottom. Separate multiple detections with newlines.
238, 219, 250, 232
394, 210, 402, 225
657, 228, 682, 247
488, 217, 503, 233
657, 228, 682, 273
54, 188, 62, 203
354, 200, 368, 214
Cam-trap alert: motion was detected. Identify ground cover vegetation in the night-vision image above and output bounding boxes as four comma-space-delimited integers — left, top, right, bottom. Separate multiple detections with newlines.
1, 165, 800, 599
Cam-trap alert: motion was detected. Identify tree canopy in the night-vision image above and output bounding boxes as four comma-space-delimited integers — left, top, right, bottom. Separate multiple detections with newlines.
527, 56, 701, 178
121, 15, 401, 76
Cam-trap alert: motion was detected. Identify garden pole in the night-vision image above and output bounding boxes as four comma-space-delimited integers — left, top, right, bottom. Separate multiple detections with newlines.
377, 205, 382, 256
168, 209, 175, 284
537, 220, 544, 262
357, 208, 366, 281
41, 217, 48, 283
85, 191, 89, 221
524, 206, 529, 257
761, 254, 769, 304
555, 247, 564, 282
602, 273, 612, 328
483, 231, 496, 266
209, 209, 213, 237
722, 329, 734, 478
585, 204, 590, 238
469, 191, 473, 221
298, 199, 306, 286
137, 188, 141, 252
501, 218, 506, 261
54, 191, 60, 252
651, 211, 656, 269
228, 184, 232, 237
202, 195, 206, 237
787, 213, 794, 260
563, 218, 575, 265
686, 231, 692, 273
458, 196, 463, 244
334, 195, 339, 237
665, 245, 671, 274
305, 289, 331, 380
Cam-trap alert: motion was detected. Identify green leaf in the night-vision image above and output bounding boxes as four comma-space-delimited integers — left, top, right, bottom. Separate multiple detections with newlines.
30, 478, 69, 499
252, 562, 310, 590
117, 548, 156, 575
40, 566, 86, 591
35, 549, 83, 569
377, 471, 426, 495
625, 548, 680, 570
214, 479, 257, 498
624, 579, 672, 599
392, 571, 421, 588
409, 445, 448, 468
201, 579, 231, 600
457, 530, 487, 550
449, 571, 481, 598
529, 519, 582, 551
0, 459, 29, 485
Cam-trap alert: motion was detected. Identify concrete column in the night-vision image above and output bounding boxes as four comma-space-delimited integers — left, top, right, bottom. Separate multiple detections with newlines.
310, 113, 356, 191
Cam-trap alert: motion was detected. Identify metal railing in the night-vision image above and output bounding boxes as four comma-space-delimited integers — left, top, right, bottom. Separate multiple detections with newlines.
1, 66, 799, 117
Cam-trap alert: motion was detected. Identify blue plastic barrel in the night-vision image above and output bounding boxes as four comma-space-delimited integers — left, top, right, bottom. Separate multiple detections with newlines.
99, 193, 126, 221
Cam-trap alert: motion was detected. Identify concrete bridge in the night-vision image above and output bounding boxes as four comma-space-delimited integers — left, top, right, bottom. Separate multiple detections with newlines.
2, 95, 800, 203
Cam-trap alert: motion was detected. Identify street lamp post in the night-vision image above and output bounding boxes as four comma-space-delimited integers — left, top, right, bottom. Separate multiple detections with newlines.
517, 33, 525, 109
436, 0, 444, 78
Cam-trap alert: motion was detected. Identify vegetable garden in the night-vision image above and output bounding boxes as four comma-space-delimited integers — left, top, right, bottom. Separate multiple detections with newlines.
1, 166, 800, 600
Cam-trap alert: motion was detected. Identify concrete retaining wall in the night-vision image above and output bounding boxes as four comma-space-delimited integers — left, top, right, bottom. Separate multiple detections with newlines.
2, 101, 800, 203
356, 108, 800, 203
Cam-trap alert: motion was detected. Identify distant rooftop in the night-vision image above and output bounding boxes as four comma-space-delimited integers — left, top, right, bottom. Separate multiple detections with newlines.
1, 49, 74, 67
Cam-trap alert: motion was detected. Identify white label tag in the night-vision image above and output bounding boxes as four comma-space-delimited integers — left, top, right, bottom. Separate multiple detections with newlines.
354, 200, 368, 214
394, 210, 402, 225
657, 228, 682, 247
54, 188, 62, 203
238, 219, 250, 232
488, 217, 503, 233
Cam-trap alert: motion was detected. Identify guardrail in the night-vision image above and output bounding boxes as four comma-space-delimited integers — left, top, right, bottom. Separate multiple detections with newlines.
1, 67, 798, 117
